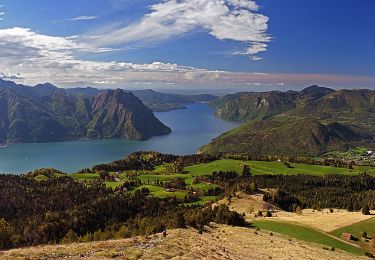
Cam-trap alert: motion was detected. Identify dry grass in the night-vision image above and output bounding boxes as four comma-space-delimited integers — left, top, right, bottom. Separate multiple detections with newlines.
214, 191, 280, 214
218, 192, 375, 233
1, 224, 367, 260
259, 209, 375, 232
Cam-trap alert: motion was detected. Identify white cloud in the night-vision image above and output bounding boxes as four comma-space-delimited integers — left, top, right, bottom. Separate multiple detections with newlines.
91, 0, 270, 60
0, 27, 213, 86
228, 0, 258, 10
93, 80, 116, 84
0, 72, 24, 80
68, 16, 97, 21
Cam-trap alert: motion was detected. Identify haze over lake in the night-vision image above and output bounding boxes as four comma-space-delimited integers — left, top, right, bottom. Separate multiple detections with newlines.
0, 104, 240, 174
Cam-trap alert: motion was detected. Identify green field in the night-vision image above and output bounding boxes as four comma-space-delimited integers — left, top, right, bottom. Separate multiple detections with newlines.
252, 220, 365, 255
65, 158, 375, 206
185, 159, 375, 176
330, 218, 375, 249
71, 173, 100, 180
137, 173, 193, 184
133, 185, 188, 199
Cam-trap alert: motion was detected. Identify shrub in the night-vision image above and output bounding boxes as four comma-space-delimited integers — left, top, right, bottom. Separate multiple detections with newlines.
362, 204, 371, 215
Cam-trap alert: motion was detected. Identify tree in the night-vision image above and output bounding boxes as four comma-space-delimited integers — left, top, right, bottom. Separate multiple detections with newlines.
61, 229, 78, 244
362, 204, 370, 215
295, 206, 303, 215
99, 170, 110, 181
249, 182, 257, 192
242, 165, 251, 178
0, 219, 20, 249
173, 212, 186, 228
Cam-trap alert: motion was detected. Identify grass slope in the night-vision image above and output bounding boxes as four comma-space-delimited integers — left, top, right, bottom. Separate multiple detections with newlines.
184, 159, 375, 176
2, 224, 363, 260
330, 217, 375, 250
252, 220, 364, 255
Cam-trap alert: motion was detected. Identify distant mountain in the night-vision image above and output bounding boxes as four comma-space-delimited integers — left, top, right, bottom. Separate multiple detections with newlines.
0, 79, 217, 112
131, 89, 217, 112
212, 90, 299, 121
0, 79, 171, 144
66, 87, 103, 97
203, 86, 375, 156
210, 85, 335, 122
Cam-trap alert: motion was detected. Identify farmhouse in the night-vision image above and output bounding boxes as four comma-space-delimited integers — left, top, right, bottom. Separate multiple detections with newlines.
342, 232, 353, 240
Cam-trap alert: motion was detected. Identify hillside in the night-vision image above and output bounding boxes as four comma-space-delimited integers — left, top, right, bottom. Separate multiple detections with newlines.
211, 85, 334, 122
201, 119, 372, 156
212, 90, 300, 121
0, 86, 170, 144
1, 224, 364, 260
204, 86, 375, 156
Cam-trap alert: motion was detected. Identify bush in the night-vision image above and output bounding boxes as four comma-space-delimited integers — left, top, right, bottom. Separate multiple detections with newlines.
61, 229, 78, 244
362, 204, 371, 215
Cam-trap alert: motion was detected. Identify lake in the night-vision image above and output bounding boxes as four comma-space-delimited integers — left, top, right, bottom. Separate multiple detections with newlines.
0, 104, 241, 174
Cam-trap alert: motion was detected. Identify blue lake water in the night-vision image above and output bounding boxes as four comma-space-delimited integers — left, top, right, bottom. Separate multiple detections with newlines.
0, 104, 241, 174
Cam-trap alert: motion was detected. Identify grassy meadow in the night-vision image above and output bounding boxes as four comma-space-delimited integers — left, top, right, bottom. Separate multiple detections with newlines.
252, 220, 365, 255
330, 218, 375, 250
185, 159, 375, 176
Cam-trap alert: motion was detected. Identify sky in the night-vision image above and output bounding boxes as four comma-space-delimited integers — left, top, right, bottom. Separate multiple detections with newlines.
0, 0, 374, 91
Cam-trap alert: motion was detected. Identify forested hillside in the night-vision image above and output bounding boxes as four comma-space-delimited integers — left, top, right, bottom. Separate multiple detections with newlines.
204, 86, 375, 156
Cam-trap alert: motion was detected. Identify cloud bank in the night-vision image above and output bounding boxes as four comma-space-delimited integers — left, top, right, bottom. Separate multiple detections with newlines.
92, 0, 270, 60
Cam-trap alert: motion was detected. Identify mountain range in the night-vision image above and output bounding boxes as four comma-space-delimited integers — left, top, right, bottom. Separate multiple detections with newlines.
203, 86, 375, 156
0, 79, 173, 144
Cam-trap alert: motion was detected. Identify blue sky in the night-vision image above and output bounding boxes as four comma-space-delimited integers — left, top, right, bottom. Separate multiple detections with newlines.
0, 0, 374, 90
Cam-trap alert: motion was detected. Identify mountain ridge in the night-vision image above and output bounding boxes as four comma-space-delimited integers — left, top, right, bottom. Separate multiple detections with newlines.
0, 81, 171, 144
203, 85, 375, 156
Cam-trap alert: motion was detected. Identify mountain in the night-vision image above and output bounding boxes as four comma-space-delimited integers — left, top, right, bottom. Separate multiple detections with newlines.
211, 85, 335, 122
203, 86, 375, 156
0, 79, 217, 112
0, 81, 171, 144
212, 90, 299, 121
201, 119, 372, 156
87, 89, 171, 140
131, 89, 217, 112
